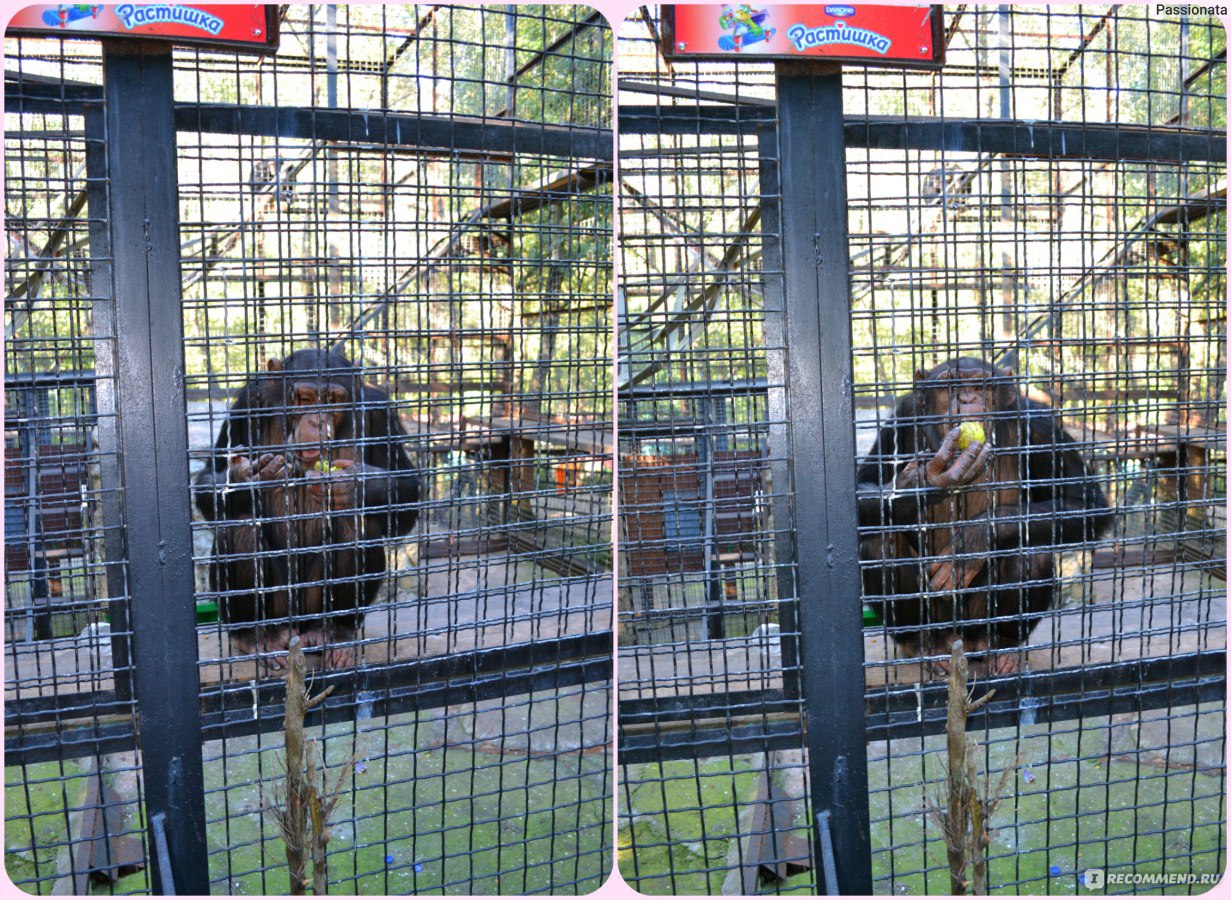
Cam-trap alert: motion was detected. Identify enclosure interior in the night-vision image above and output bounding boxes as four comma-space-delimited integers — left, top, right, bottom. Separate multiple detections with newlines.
5, 5, 612, 894
617, 5, 1225, 895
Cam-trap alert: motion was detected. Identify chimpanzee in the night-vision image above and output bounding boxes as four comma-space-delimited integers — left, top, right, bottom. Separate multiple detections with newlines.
856, 358, 1112, 675
194, 349, 419, 669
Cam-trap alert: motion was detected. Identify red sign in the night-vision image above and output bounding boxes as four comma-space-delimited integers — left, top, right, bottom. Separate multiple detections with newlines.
663, 4, 944, 68
7, 5, 279, 54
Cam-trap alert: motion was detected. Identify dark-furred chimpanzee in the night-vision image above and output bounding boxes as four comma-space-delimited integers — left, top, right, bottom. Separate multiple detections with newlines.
194, 349, 419, 669
856, 358, 1112, 675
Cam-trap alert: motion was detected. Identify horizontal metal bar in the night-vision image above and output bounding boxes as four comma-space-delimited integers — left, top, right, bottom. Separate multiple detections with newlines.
616, 652, 1226, 762
621, 378, 769, 399
848, 116, 1227, 164
4, 80, 612, 161
5, 631, 612, 763
3, 722, 139, 767
6, 648, 610, 767
873, 672, 1228, 742
3, 691, 128, 724
201, 653, 611, 746
620, 104, 1226, 163
867, 651, 1228, 741
3, 74, 103, 114
619, 104, 774, 135
619, 688, 798, 725
178, 103, 613, 161
200, 630, 612, 714
619, 717, 806, 765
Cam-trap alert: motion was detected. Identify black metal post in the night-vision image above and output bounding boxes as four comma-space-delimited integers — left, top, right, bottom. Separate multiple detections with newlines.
84, 103, 134, 698
759, 122, 803, 702
101, 42, 209, 895
774, 65, 873, 894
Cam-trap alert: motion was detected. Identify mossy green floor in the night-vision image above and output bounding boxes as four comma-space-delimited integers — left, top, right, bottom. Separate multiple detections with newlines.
5, 757, 95, 891
619, 756, 814, 895
619, 710, 1225, 895
7, 710, 610, 895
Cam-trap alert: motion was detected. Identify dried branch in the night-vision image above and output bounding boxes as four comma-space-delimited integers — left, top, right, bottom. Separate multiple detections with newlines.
924, 641, 1021, 895
262, 637, 347, 895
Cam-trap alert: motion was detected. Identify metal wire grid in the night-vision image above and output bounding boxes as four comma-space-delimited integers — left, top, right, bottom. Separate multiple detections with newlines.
617, 3, 1226, 895
617, 9, 815, 894
6, 5, 612, 894
3, 41, 151, 894
841, 7, 1226, 893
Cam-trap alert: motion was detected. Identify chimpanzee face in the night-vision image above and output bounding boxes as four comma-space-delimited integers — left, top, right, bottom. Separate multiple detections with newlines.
934, 368, 996, 425
914, 359, 1013, 439
287, 381, 350, 465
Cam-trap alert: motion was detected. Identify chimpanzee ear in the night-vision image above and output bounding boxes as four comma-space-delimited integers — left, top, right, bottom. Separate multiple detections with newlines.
1002, 367, 1015, 379
914, 369, 927, 382
266, 357, 284, 372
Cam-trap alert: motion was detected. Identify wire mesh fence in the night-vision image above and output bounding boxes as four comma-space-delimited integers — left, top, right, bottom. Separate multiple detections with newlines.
5, 5, 612, 894
616, 9, 816, 894
847, 7, 1226, 892
617, 4, 1225, 895
4, 36, 147, 893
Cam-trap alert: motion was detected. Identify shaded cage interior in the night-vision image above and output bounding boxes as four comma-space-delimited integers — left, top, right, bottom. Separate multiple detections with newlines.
4, 5, 612, 894
616, 4, 1225, 895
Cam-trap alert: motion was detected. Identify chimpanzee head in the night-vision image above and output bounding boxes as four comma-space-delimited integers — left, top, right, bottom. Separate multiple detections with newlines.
913, 357, 1018, 443
264, 349, 363, 469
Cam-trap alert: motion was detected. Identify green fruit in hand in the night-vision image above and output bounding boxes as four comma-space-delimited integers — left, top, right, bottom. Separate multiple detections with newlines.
313, 460, 340, 473
956, 421, 986, 450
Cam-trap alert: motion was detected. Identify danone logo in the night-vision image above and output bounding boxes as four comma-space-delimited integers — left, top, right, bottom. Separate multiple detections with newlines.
824, 5, 857, 16
114, 4, 225, 35
786, 20, 891, 53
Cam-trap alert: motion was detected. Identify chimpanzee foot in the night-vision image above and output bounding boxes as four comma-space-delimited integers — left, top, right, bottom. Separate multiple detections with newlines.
298, 626, 355, 669
324, 626, 357, 669
231, 626, 293, 670
958, 636, 1022, 676
929, 658, 953, 676
922, 633, 959, 676
985, 651, 1021, 676
297, 625, 356, 669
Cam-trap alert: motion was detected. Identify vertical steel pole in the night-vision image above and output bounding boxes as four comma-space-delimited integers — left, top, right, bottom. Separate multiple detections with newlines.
85, 104, 135, 700
760, 122, 803, 701
774, 65, 872, 894
102, 42, 209, 895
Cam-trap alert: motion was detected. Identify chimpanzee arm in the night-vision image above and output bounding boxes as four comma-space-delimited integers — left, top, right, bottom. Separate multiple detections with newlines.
193, 386, 264, 521
988, 410, 1112, 549
856, 420, 953, 529
352, 390, 420, 537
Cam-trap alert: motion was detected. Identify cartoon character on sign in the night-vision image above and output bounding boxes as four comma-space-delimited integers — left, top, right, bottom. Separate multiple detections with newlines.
717, 5, 775, 52
43, 4, 104, 27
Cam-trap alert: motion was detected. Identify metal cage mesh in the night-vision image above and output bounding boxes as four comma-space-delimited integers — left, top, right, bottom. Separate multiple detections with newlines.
617, 8, 816, 895
4, 35, 147, 895
617, 4, 1225, 895
5, 5, 612, 894
845, 7, 1226, 892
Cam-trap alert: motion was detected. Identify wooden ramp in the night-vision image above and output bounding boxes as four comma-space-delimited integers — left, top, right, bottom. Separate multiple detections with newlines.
5, 555, 611, 708
619, 566, 1226, 701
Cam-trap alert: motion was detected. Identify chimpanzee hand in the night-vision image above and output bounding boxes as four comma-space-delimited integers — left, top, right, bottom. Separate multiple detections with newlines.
228, 452, 290, 483
305, 458, 358, 509
928, 521, 992, 594
897, 426, 991, 493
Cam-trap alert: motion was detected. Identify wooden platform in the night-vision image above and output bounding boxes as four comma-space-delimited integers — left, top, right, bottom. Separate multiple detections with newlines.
618, 565, 1226, 702
5, 555, 611, 706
